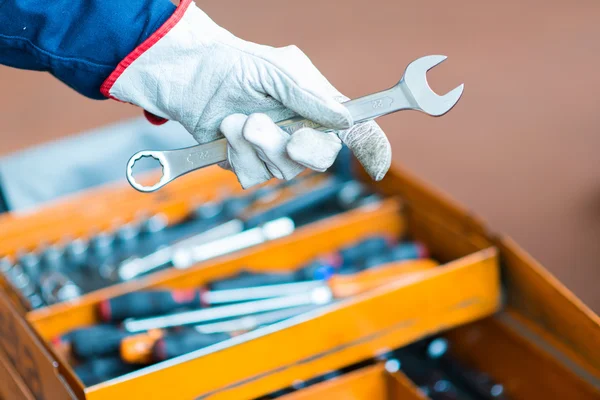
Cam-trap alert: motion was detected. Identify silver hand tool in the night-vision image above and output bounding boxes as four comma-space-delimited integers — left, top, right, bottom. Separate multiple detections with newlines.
117, 217, 293, 280
201, 280, 324, 305
193, 305, 320, 334
117, 218, 245, 281
171, 217, 295, 269
126, 55, 464, 192
123, 286, 333, 332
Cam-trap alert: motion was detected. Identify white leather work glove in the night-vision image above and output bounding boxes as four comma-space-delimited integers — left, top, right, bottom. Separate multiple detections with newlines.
101, 0, 392, 188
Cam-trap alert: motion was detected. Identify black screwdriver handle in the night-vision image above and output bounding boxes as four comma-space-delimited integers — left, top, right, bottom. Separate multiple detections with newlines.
209, 255, 340, 290
338, 235, 394, 269
243, 178, 345, 228
99, 289, 203, 322
69, 325, 133, 359
152, 330, 231, 361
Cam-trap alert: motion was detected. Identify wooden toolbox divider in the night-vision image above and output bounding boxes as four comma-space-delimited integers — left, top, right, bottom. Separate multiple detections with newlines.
278, 362, 427, 400
0, 159, 599, 399
444, 313, 600, 399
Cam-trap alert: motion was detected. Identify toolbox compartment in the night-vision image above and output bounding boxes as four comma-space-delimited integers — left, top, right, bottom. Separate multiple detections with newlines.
277, 363, 427, 400
444, 313, 600, 399
25, 193, 501, 399
0, 158, 598, 399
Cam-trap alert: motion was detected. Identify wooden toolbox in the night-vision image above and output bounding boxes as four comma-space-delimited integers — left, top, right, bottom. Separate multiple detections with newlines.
0, 158, 598, 400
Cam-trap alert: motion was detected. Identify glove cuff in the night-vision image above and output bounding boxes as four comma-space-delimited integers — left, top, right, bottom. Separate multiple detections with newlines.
100, 0, 194, 125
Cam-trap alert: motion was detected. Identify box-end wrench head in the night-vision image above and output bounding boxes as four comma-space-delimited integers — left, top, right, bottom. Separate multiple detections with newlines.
126, 55, 464, 193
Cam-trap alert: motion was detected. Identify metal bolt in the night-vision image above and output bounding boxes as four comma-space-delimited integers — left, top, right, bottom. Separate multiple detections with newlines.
142, 214, 168, 234
427, 338, 449, 359
19, 251, 40, 277
116, 223, 140, 243
385, 359, 401, 373
490, 384, 504, 397
65, 238, 89, 263
27, 294, 46, 310
194, 201, 223, 220
90, 232, 114, 255
41, 245, 64, 268
0, 257, 13, 275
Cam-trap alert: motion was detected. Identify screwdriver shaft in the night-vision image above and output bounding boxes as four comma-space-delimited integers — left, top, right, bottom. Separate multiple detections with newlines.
124, 287, 333, 332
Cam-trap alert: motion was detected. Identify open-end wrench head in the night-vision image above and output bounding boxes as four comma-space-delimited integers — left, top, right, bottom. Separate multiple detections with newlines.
403, 55, 464, 117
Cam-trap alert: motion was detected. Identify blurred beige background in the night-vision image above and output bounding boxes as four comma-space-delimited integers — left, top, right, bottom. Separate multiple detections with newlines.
0, 0, 599, 311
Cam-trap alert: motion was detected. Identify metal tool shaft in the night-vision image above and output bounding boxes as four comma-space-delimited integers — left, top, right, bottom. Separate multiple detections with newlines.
123, 286, 333, 332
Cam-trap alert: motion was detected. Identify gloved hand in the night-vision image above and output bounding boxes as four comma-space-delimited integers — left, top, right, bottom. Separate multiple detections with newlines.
101, 0, 392, 188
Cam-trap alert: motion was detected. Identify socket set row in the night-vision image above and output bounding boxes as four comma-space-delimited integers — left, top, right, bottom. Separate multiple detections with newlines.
0, 171, 380, 311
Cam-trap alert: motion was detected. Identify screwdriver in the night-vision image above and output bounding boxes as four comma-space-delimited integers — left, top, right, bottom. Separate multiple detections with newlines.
207, 259, 338, 291
104, 235, 397, 321
99, 280, 322, 322
120, 305, 320, 363
54, 324, 136, 359
124, 286, 331, 333
124, 258, 438, 333
208, 236, 414, 291
102, 242, 426, 323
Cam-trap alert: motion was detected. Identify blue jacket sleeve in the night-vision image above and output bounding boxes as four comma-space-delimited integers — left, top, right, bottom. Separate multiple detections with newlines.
0, 0, 176, 100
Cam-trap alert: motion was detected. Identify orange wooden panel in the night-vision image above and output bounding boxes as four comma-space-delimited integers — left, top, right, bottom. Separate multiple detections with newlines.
386, 372, 430, 399
446, 313, 600, 400
82, 248, 499, 400
497, 236, 600, 374
406, 207, 492, 263
0, 346, 36, 400
280, 364, 390, 400
0, 290, 77, 400
279, 363, 428, 400
365, 162, 490, 238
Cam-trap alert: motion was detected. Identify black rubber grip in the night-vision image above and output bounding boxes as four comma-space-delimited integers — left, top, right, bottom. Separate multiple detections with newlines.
69, 325, 133, 359
209, 257, 337, 290
339, 236, 392, 267
243, 179, 345, 228
74, 356, 138, 386
209, 271, 300, 290
152, 330, 231, 361
99, 290, 202, 322
362, 242, 428, 270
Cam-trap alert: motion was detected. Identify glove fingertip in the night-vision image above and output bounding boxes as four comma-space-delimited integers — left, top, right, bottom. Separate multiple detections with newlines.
339, 121, 392, 182
287, 128, 342, 172
220, 113, 248, 134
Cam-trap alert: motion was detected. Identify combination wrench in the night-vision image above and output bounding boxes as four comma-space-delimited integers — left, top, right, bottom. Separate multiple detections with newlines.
126, 55, 464, 192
